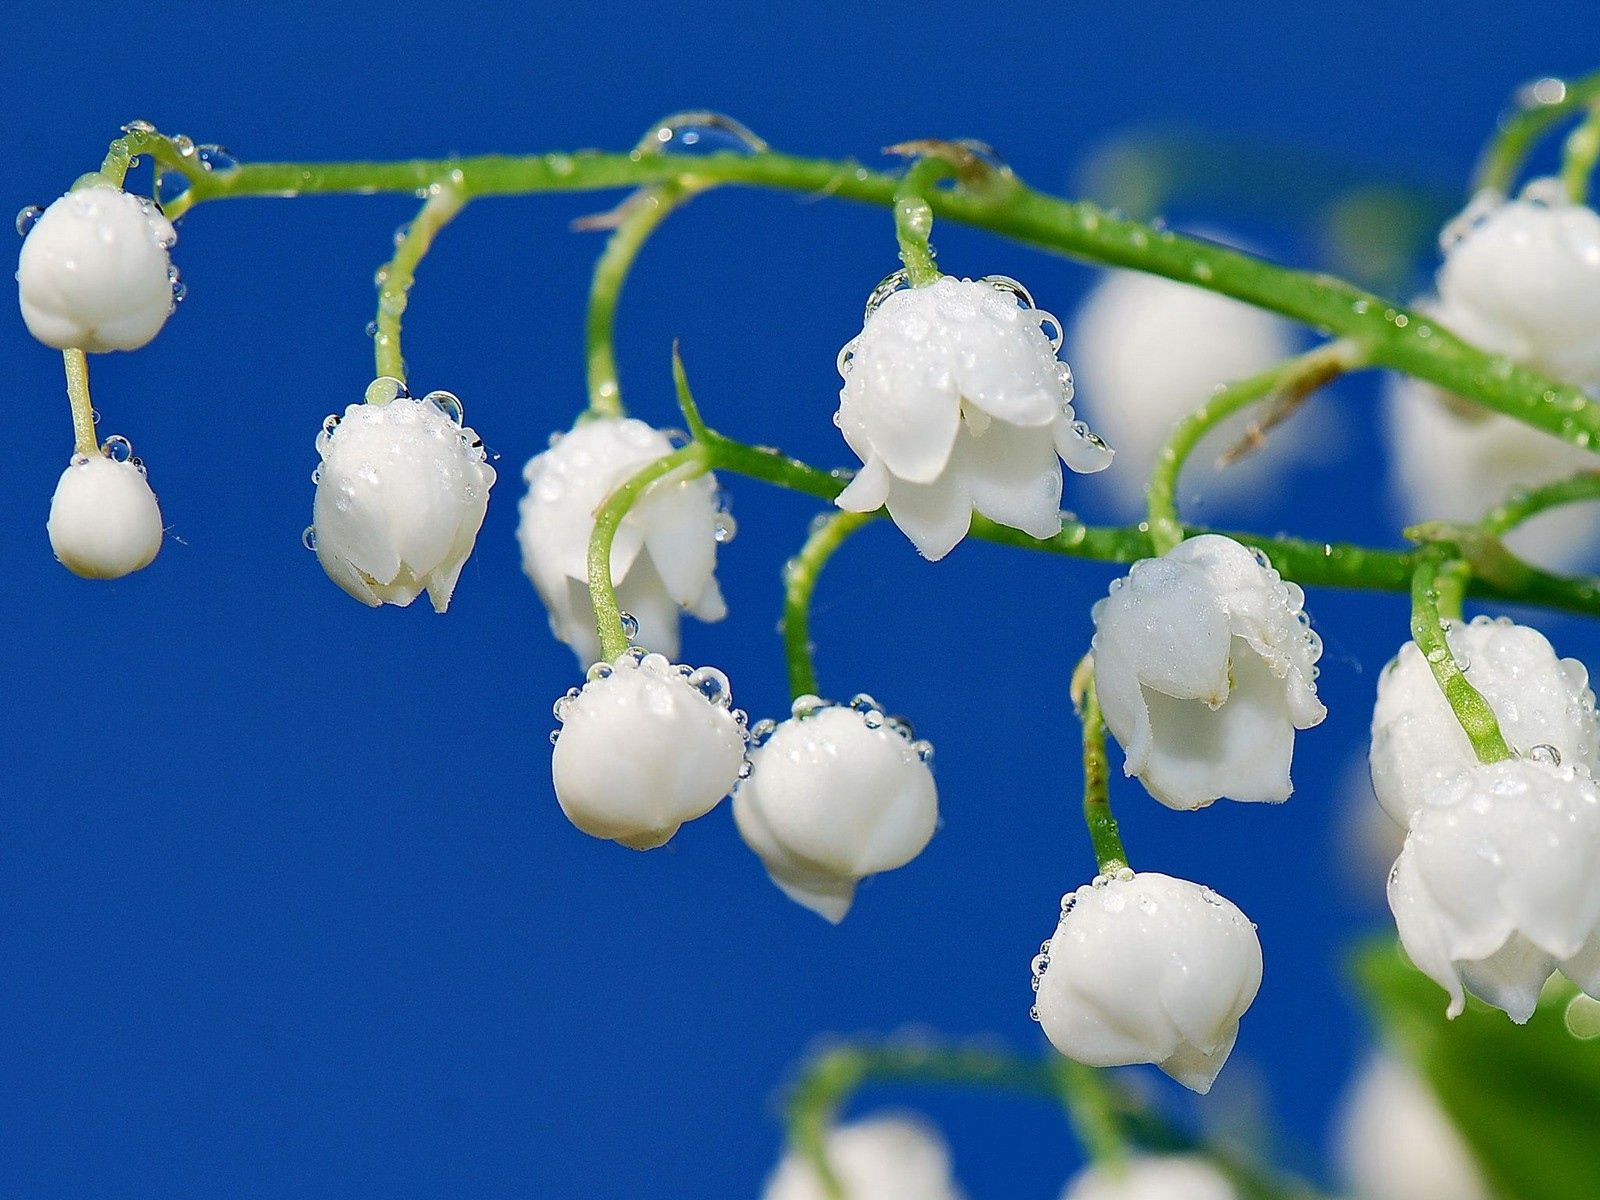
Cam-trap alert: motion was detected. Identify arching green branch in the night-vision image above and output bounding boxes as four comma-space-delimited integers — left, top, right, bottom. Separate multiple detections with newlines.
780, 510, 876, 699
374, 180, 468, 383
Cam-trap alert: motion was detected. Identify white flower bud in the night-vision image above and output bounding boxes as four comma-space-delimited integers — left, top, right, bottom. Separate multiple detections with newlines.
551, 653, 747, 850
310, 389, 494, 612
834, 274, 1112, 561
1061, 1156, 1239, 1200
1334, 1056, 1490, 1200
761, 1115, 963, 1200
18, 185, 178, 352
1435, 180, 1600, 382
1069, 269, 1297, 513
518, 418, 726, 666
1370, 616, 1599, 826
47, 452, 164, 579
1389, 757, 1600, 1023
1033, 871, 1263, 1094
1092, 534, 1325, 810
733, 699, 938, 923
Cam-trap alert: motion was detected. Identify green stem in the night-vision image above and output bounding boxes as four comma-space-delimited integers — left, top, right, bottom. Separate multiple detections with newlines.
1071, 655, 1127, 875
584, 182, 706, 418
1145, 341, 1363, 554
781, 511, 876, 700
587, 443, 710, 661
1480, 469, 1600, 537
891, 158, 950, 286
374, 180, 467, 384
1562, 102, 1600, 203
1476, 69, 1600, 195
61, 350, 98, 457
1410, 553, 1514, 763
148, 145, 1600, 453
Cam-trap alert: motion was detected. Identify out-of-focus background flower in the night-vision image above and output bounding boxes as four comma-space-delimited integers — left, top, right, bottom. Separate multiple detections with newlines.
1, 3, 1594, 1195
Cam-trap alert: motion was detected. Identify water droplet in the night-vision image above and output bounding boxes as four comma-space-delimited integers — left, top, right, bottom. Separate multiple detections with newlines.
15, 205, 43, 237
310, 465, 322, 485
393, 221, 413, 247
195, 144, 238, 173
751, 718, 778, 747
301, 525, 318, 551
619, 612, 640, 639
100, 434, 133, 462
1565, 993, 1600, 1039
425, 390, 465, 425
911, 739, 934, 765
980, 274, 1037, 310
585, 662, 614, 683
863, 269, 909, 321
635, 110, 769, 157
121, 119, 158, 136
791, 694, 826, 718
713, 512, 737, 543
364, 376, 409, 405
737, 758, 753, 779
688, 666, 732, 708
1529, 744, 1563, 766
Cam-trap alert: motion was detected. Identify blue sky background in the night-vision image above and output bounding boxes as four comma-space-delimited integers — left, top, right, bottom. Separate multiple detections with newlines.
2, 4, 1595, 1196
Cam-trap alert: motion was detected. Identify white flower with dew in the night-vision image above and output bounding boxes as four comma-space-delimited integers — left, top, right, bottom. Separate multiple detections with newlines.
1060, 1156, 1239, 1200
1389, 756, 1600, 1023
1334, 1055, 1490, 1200
761, 1114, 964, 1200
1092, 534, 1325, 810
18, 184, 179, 352
518, 417, 726, 666
834, 273, 1112, 560
1069, 268, 1298, 513
733, 696, 937, 923
1370, 615, 1599, 826
1033, 870, 1263, 1094
551, 651, 747, 850
310, 384, 494, 612
46, 450, 163, 579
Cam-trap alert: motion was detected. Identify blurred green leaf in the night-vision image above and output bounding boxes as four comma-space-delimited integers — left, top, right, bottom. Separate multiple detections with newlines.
1356, 941, 1600, 1200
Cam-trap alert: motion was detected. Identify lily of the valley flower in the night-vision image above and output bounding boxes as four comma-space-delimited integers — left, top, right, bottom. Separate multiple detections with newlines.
47, 451, 164, 579
1033, 871, 1263, 1094
310, 385, 494, 612
1061, 1156, 1239, 1200
1370, 615, 1600, 825
1334, 1056, 1490, 1200
551, 652, 747, 850
518, 417, 726, 666
834, 273, 1112, 561
1389, 757, 1600, 1023
1092, 534, 1325, 810
18, 184, 178, 352
761, 1115, 964, 1200
732, 696, 938, 923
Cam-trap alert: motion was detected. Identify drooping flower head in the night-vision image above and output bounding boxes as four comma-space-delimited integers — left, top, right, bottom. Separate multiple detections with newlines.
18, 184, 179, 352
1334, 1056, 1490, 1200
551, 651, 748, 850
310, 383, 495, 612
733, 695, 938, 923
1033, 870, 1263, 1094
1370, 616, 1599, 826
46, 448, 164, 579
1389, 756, 1600, 1023
519, 417, 726, 666
761, 1114, 964, 1200
1060, 1156, 1239, 1200
834, 273, 1112, 560
1092, 534, 1325, 810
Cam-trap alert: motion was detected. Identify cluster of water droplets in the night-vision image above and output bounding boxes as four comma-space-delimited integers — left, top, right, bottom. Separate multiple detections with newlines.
748, 693, 934, 764
66, 433, 148, 478
115, 121, 240, 210
1027, 867, 1142, 1022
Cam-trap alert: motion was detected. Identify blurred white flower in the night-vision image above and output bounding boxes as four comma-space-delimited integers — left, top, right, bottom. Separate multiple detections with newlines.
551, 652, 747, 850
733, 697, 937, 923
762, 1114, 963, 1200
1335, 1055, 1490, 1200
518, 417, 726, 666
1069, 268, 1297, 512
1389, 757, 1600, 1022
46, 451, 163, 579
310, 387, 494, 612
1370, 615, 1599, 826
834, 274, 1112, 560
18, 184, 178, 352
1033, 871, 1263, 1094
1060, 1156, 1238, 1200
1092, 534, 1325, 810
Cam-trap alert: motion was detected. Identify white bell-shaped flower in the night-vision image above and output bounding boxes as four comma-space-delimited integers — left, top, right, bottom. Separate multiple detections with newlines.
1060, 1156, 1238, 1200
1033, 871, 1263, 1094
1092, 534, 1325, 810
1435, 180, 1600, 382
1069, 268, 1297, 513
1334, 1055, 1490, 1200
1386, 374, 1600, 572
1389, 756, 1600, 1023
310, 386, 494, 612
1370, 616, 1600, 826
46, 450, 164, 579
762, 1115, 963, 1200
518, 417, 726, 666
18, 184, 178, 352
732, 697, 938, 923
834, 273, 1112, 561
551, 652, 747, 850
